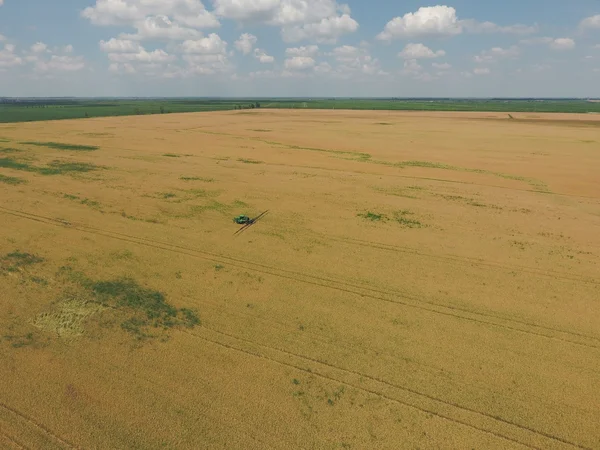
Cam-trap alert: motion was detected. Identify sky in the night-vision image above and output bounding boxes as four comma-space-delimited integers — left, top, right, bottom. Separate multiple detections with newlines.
0, 0, 600, 97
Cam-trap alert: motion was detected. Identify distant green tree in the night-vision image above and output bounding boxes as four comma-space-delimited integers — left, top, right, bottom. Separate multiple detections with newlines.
85, 112, 89, 118
255, 102, 260, 108
160, 106, 165, 114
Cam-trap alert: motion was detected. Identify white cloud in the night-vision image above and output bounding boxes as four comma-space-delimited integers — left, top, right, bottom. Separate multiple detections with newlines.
520, 36, 575, 51
0, 44, 23, 68
100, 38, 142, 52
82, 0, 219, 28
473, 67, 490, 75
323, 45, 385, 78
377, 6, 461, 40
285, 45, 319, 57
0, 1, 4, 6
213, 0, 358, 43
180, 33, 227, 54
121, 15, 203, 40
398, 43, 445, 59
314, 61, 332, 74
377, 5, 536, 41
461, 20, 537, 35
473, 45, 519, 63
234, 33, 257, 54
254, 48, 274, 63
550, 38, 575, 51
284, 56, 315, 70
109, 62, 136, 74
402, 58, 422, 74
520, 36, 553, 45
580, 15, 600, 30
281, 14, 358, 43
108, 48, 175, 63
432, 62, 451, 70
214, 0, 343, 26
35, 55, 85, 73
31, 42, 47, 53
0, 34, 5, 42
63, 45, 74, 53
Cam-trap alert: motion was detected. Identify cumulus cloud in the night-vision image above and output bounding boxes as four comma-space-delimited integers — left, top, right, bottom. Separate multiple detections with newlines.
121, 15, 204, 40
473, 67, 490, 75
31, 42, 48, 53
180, 33, 227, 54
36, 55, 86, 72
281, 14, 358, 43
550, 38, 575, 51
285, 45, 319, 57
377, 5, 536, 40
99, 38, 142, 52
377, 6, 461, 40
0, 44, 23, 68
214, 0, 358, 43
234, 33, 257, 54
284, 56, 315, 70
460, 20, 537, 35
108, 49, 174, 63
402, 58, 422, 74
580, 15, 600, 30
325, 45, 385, 77
214, 0, 343, 26
398, 43, 445, 59
473, 45, 519, 63
82, 0, 219, 28
432, 62, 451, 70
520, 36, 575, 51
254, 48, 274, 63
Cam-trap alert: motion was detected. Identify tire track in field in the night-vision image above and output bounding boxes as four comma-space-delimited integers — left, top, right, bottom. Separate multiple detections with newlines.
0, 431, 29, 450
1, 205, 599, 349
179, 127, 600, 201
325, 234, 600, 286
0, 401, 74, 449
185, 326, 591, 450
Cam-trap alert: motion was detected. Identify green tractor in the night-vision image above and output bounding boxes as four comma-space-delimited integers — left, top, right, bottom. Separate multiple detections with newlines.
233, 214, 252, 225
232, 210, 269, 235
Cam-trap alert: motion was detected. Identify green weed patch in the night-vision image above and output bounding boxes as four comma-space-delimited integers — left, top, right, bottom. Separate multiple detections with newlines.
22, 141, 99, 151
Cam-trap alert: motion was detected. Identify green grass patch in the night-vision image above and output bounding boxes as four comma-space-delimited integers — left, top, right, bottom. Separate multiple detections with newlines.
394, 210, 423, 228
1, 251, 44, 273
249, 129, 271, 132
0, 173, 26, 185
163, 153, 180, 157
57, 267, 200, 340
159, 192, 177, 199
0, 147, 22, 153
358, 211, 386, 221
0, 157, 100, 175
180, 176, 214, 182
64, 193, 101, 205
237, 158, 264, 164
22, 141, 99, 151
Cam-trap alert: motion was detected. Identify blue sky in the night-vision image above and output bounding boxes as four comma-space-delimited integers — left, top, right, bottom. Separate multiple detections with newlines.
1, 0, 599, 97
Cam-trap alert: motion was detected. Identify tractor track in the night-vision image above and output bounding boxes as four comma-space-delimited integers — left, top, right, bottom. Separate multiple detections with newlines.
323, 234, 600, 286
1, 205, 599, 349
0, 401, 75, 449
0, 431, 29, 450
184, 325, 592, 450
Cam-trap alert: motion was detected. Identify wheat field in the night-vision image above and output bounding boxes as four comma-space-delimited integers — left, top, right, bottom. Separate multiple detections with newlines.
1, 110, 599, 449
